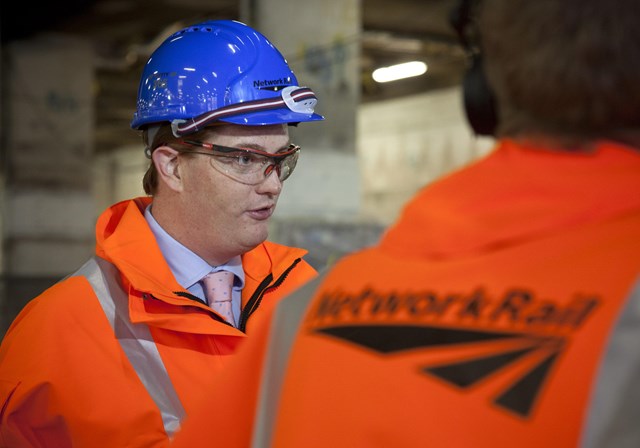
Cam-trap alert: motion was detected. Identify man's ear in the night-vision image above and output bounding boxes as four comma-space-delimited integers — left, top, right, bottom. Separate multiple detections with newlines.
152, 145, 184, 192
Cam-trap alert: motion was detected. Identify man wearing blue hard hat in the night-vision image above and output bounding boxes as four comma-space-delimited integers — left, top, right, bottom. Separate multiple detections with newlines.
0, 20, 323, 447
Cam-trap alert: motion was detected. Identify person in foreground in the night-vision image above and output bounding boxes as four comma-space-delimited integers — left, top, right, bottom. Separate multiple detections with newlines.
0, 20, 323, 447
171, 1, 640, 447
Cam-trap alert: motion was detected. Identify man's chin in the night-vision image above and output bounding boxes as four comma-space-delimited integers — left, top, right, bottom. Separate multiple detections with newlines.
241, 232, 269, 253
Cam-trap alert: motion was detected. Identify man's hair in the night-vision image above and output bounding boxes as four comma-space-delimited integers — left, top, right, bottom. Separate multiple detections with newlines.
479, 0, 640, 144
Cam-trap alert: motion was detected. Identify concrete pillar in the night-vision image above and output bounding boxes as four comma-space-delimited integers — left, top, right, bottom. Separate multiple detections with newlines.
1, 34, 95, 335
249, 0, 360, 153
243, 0, 379, 269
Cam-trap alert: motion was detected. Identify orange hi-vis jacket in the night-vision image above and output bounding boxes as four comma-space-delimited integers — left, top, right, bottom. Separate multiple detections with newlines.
171, 140, 640, 448
0, 197, 317, 448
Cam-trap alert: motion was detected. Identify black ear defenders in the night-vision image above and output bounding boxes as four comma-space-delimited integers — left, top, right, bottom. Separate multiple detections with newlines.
449, 0, 498, 136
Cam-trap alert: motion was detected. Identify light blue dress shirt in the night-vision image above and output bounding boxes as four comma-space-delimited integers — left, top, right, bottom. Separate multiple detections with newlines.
144, 205, 245, 327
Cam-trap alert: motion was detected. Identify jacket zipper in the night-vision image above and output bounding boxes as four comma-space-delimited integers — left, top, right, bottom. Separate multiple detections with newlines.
238, 258, 302, 332
164, 257, 302, 329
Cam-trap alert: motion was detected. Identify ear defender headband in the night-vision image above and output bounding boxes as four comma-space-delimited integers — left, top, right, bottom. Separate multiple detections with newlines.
450, 0, 498, 136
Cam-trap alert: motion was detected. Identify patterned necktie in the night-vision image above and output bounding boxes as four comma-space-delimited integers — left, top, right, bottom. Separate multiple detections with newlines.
202, 271, 235, 326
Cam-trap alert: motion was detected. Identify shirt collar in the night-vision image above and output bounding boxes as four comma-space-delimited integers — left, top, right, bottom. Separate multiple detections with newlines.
144, 204, 245, 290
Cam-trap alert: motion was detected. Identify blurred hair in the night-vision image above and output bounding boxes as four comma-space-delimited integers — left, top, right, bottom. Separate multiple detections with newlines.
479, 0, 640, 146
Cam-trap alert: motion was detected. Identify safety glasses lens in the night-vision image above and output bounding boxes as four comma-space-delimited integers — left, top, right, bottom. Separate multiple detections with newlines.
179, 140, 300, 185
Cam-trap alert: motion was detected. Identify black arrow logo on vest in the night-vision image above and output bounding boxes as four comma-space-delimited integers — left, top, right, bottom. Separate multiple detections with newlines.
314, 324, 564, 418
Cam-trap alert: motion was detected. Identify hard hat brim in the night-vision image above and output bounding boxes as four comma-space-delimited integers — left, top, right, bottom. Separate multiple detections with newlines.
220, 110, 325, 126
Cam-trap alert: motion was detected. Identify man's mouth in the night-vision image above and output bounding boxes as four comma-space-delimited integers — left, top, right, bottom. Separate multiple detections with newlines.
246, 205, 274, 220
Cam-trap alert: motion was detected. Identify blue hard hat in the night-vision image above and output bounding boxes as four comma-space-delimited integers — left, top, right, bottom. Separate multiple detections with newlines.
131, 20, 324, 135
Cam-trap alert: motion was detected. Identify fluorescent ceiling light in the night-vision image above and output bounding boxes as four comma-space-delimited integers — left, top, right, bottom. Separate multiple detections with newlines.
372, 61, 427, 83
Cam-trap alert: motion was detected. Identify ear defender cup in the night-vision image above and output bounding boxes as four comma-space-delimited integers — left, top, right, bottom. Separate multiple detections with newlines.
463, 54, 498, 136
450, 0, 498, 137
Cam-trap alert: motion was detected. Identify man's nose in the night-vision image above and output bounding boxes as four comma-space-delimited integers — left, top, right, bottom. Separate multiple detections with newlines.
257, 165, 282, 193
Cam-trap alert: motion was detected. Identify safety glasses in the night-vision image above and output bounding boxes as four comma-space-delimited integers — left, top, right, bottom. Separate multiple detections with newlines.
177, 140, 300, 185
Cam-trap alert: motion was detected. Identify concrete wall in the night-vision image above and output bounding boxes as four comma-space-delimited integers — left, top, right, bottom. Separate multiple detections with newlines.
93, 145, 147, 214
358, 86, 494, 225
1, 34, 95, 335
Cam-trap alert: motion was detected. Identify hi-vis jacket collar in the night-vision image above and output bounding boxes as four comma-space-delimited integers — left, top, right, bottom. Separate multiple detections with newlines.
171, 86, 318, 137
381, 139, 640, 259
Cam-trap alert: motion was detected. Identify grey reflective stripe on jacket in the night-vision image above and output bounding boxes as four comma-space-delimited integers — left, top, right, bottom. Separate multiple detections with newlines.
582, 278, 640, 448
251, 273, 327, 448
71, 256, 186, 437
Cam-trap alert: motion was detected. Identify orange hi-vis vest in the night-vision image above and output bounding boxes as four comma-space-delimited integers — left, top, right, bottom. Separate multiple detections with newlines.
0, 197, 317, 448
171, 140, 640, 448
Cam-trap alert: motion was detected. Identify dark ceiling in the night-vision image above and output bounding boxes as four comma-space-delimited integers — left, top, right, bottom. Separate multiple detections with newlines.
1, 0, 467, 152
